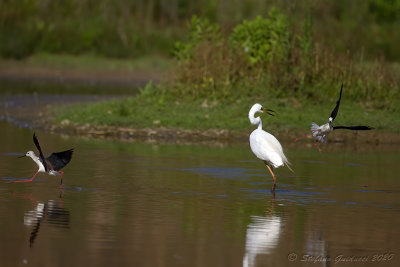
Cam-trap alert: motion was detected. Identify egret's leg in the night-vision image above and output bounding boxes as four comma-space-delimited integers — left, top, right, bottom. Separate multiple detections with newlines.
265, 164, 277, 191
14, 171, 39, 183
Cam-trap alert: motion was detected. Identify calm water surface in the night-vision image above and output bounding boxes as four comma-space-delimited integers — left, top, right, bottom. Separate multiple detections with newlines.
1, 120, 399, 267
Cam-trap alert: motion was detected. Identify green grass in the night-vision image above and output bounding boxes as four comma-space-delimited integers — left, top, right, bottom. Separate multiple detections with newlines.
54, 92, 400, 134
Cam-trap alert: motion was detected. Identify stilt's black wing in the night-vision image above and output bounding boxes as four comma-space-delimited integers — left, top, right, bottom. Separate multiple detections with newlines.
333, 126, 373, 131
329, 83, 343, 121
46, 149, 73, 171
33, 133, 48, 172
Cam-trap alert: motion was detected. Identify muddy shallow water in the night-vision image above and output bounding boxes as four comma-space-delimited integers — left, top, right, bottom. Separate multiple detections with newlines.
0, 93, 123, 130
1, 120, 400, 267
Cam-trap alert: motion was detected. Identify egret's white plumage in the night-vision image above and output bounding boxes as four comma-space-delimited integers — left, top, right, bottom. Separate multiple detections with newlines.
249, 129, 286, 168
249, 103, 291, 191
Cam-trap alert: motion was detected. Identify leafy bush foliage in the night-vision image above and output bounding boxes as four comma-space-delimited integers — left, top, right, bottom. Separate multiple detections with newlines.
165, 10, 399, 109
230, 9, 290, 65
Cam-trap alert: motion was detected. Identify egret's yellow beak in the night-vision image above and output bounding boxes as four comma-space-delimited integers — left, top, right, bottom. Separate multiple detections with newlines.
262, 107, 275, 116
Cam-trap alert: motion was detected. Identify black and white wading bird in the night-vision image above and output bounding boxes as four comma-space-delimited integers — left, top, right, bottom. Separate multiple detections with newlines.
295, 84, 373, 152
16, 133, 73, 188
249, 103, 292, 191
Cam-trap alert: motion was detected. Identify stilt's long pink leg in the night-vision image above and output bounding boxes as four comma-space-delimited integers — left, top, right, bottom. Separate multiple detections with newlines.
265, 164, 277, 192
293, 134, 311, 143
14, 171, 39, 183
56, 171, 65, 190
314, 141, 322, 154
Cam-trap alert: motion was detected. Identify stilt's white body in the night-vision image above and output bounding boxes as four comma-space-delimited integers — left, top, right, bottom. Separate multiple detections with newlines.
248, 104, 289, 168
26, 151, 45, 173
25, 151, 59, 176
310, 120, 333, 143
15, 133, 71, 187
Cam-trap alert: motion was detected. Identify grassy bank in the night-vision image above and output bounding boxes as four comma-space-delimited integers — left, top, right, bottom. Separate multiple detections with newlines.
54, 91, 400, 135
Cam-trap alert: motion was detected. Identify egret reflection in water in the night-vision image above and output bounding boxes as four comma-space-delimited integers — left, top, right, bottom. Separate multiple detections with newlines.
243, 197, 282, 267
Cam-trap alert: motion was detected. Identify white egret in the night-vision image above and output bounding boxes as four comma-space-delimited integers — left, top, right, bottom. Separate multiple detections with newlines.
249, 103, 292, 191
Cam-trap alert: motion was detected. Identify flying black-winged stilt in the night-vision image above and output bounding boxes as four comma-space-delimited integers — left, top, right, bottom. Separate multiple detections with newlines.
16, 133, 73, 188
295, 84, 373, 152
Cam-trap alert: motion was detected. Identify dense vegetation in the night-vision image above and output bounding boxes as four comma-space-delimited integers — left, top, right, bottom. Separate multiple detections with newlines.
2, 0, 399, 132
1, 0, 400, 61
156, 10, 398, 110
55, 9, 400, 133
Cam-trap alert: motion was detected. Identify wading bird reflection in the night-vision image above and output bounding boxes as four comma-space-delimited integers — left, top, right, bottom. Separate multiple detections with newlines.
24, 200, 70, 247
243, 196, 281, 267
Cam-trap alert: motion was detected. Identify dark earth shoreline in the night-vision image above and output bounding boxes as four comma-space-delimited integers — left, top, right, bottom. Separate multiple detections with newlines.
2, 94, 400, 148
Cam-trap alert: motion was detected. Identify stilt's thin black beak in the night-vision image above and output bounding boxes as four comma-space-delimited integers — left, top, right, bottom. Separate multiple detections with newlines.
17, 155, 26, 158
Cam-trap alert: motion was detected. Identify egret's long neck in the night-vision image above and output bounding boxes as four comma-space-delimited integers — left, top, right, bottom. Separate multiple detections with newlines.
249, 108, 262, 129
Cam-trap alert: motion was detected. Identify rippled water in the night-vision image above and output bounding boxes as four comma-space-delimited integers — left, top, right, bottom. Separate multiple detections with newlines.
1, 120, 400, 267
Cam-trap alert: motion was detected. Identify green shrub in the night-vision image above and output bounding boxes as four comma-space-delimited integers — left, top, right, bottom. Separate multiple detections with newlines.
165, 9, 399, 109
230, 9, 290, 65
